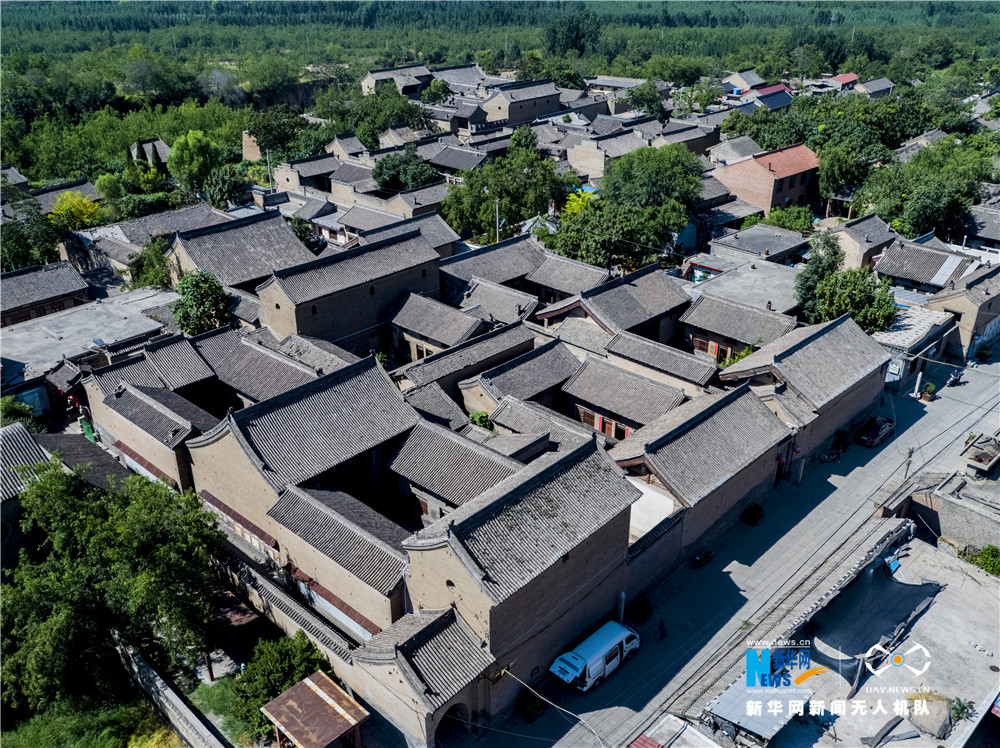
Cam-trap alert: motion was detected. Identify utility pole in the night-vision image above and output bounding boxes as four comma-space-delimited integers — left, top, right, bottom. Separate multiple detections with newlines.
266, 149, 273, 191
495, 198, 500, 243
904, 447, 914, 479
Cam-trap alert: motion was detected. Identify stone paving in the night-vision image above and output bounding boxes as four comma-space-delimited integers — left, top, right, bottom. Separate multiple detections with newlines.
451, 354, 998, 748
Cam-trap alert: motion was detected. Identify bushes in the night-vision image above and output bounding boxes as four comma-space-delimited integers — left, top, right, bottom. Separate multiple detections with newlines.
960, 545, 1000, 576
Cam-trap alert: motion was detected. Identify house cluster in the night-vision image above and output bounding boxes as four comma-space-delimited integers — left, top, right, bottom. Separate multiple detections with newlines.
6, 198, 913, 747
5, 62, 1000, 748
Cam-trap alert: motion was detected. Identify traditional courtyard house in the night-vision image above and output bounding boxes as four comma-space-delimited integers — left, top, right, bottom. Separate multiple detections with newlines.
361, 65, 434, 97
482, 80, 562, 126
544, 316, 614, 358
393, 322, 536, 396
605, 331, 718, 397
713, 144, 819, 215
826, 213, 897, 269
1, 261, 89, 327
256, 230, 440, 350
458, 340, 582, 413
693, 260, 803, 315
130, 137, 170, 166
457, 277, 540, 326
487, 395, 593, 452
355, 212, 460, 258
438, 235, 547, 303
388, 292, 485, 362
536, 264, 692, 344
709, 224, 810, 266
718, 315, 891, 465
566, 128, 649, 184
722, 68, 766, 95
166, 211, 314, 292
609, 386, 793, 569
874, 239, 980, 294
926, 263, 1000, 358
679, 294, 798, 362
854, 77, 896, 99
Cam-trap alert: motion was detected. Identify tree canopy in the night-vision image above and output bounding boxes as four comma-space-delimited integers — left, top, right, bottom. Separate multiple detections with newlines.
170, 270, 231, 335
166, 129, 215, 193
741, 205, 814, 234
815, 267, 897, 333
372, 144, 440, 192
599, 144, 703, 211
794, 232, 845, 324
1, 459, 224, 713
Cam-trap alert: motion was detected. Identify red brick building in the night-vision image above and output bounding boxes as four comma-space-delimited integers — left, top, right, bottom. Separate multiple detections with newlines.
713, 144, 819, 216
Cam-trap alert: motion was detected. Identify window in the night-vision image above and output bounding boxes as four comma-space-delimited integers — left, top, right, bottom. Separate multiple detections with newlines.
421, 268, 427, 277
369, 285, 375, 296
311, 305, 317, 315
625, 634, 637, 645
775, 178, 784, 192
614, 422, 628, 440
604, 649, 619, 666
787, 174, 796, 188
48, 300, 65, 313
579, 408, 597, 428
693, 337, 710, 353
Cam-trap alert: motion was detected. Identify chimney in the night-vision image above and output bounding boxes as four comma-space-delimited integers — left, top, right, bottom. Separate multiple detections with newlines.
766, 301, 772, 311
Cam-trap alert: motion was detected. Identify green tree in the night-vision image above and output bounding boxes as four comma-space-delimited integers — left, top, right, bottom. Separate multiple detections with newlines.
0, 186, 63, 272
443, 128, 578, 242
166, 130, 215, 194
95, 173, 124, 201
170, 271, 231, 335
599, 144, 703, 211
49, 191, 99, 230
122, 237, 171, 290
243, 55, 298, 100
815, 267, 897, 332
0, 396, 42, 432
421, 79, 452, 105
1, 460, 224, 713
233, 631, 327, 738
742, 206, 814, 234
246, 104, 304, 154
542, 198, 686, 270
625, 80, 668, 120
203, 164, 246, 209
347, 85, 430, 151
371, 144, 439, 191
794, 233, 845, 324
468, 411, 493, 430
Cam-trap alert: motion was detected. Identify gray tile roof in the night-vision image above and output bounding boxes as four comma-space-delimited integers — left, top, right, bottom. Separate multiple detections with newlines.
402, 382, 468, 430
496, 80, 561, 102
389, 293, 482, 348
1, 422, 48, 503
330, 133, 366, 156
549, 317, 614, 355
131, 138, 170, 164
964, 205, 1000, 242
198, 357, 419, 489
608, 386, 791, 506
562, 357, 684, 425
34, 433, 132, 491
857, 77, 895, 94
81, 203, 231, 248
719, 315, 892, 410
874, 239, 977, 288
329, 162, 375, 187
401, 322, 536, 388
103, 383, 217, 448
30, 180, 100, 215
189, 326, 243, 369
829, 213, 896, 247
525, 253, 610, 296
580, 265, 691, 331
680, 294, 798, 346
592, 129, 649, 158
143, 333, 215, 390
930, 262, 1000, 307
427, 146, 488, 172
710, 224, 808, 258
268, 486, 407, 595
172, 211, 314, 287
439, 236, 546, 299
259, 332, 360, 374
225, 287, 261, 325
293, 198, 339, 222
2, 163, 28, 186
607, 331, 717, 386
708, 135, 761, 164
458, 277, 540, 325
339, 205, 403, 232
725, 68, 765, 89
475, 340, 582, 402
356, 608, 494, 710
701, 198, 763, 227
406, 438, 640, 602
396, 182, 449, 210
264, 231, 439, 304
287, 153, 342, 178
590, 115, 629, 136
358, 212, 459, 250
213, 337, 319, 402
389, 421, 521, 506
1, 261, 88, 311
91, 355, 165, 396
482, 432, 549, 460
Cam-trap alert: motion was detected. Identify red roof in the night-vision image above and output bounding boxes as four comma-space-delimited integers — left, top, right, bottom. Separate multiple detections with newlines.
755, 83, 791, 97
752, 144, 819, 178
831, 73, 858, 85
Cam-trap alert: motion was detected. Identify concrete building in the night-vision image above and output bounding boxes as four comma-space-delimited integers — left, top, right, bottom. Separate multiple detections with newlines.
709, 224, 810, 266
872, 306, 956, 391
1, 261, 89, 327
714, 144, 819, 215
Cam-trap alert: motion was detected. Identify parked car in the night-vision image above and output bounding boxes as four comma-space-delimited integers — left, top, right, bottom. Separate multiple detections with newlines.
857, 416, 895, 447
549, 621, 640, 692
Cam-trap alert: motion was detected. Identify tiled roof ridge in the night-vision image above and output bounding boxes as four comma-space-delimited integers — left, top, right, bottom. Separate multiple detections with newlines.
410, 418, 522, 471
271, 228, 424, 280
497, 77, 554, 91
280, 485, 407, 562
691, 291, 798, 321
397, 321, 528, 378
608, 329, 713, 366
886, 237, 969, 258
235, 335, 321, 376
175, 209, 277, 241
644, 384, 751, 453
110, 382, 193, 437
284, 151, 342, 166
770, 315, 849, 366
465, 276, 538, 300
489, 395, 594, 438
89, 353, 162, 386
475, 339, 569, 400
28, 178, 90, 197
580, 263, 660, 299
562, 353, 683, 396
439, 234, 544, 267
0, 259, 79, 280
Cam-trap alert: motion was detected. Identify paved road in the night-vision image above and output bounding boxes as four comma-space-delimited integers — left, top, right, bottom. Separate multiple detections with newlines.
454, 355, 998, 748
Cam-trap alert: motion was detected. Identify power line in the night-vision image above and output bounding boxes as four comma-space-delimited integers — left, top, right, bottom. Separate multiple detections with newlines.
441, 713, 557, 743
500, 668, 607, 748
